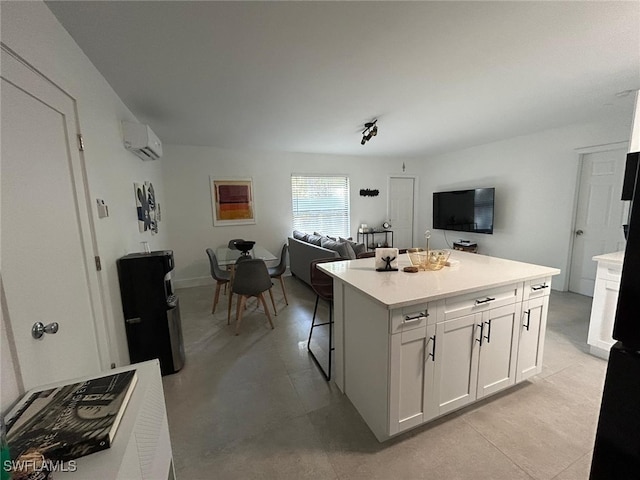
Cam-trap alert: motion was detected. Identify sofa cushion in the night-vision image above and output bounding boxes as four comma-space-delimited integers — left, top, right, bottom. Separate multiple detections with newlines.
314, 232, 336, 241
321, 238, 356, 259
340, 237, 366, 257
307, 234, 324, 246
293, 230, 309, 242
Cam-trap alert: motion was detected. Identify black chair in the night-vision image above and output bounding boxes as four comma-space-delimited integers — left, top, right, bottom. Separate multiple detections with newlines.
205, 248, 231, 314
268, 244, 288, 306
307, 257, 343, 380
227, 238, 244, 250
230, 259, 275, 335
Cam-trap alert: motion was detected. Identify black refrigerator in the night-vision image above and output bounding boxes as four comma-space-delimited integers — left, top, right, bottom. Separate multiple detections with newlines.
117, 250, 185, 376
590, 151, 640, 478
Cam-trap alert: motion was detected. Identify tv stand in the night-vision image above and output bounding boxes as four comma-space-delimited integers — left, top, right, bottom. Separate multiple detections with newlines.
453, 241, 478, 253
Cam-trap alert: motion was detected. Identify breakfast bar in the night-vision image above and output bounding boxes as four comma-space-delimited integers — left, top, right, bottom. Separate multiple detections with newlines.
319, 250, 560, 441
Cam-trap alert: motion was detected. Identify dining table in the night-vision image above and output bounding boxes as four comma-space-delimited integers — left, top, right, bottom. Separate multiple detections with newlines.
215, 245, 277, 266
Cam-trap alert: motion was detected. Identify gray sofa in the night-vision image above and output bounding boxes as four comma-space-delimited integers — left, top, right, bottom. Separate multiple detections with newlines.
288, 236, 339, 286
288, 231, 367, 286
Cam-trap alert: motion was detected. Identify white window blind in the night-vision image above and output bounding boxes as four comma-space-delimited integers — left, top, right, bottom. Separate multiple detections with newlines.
291, 175, 350, 238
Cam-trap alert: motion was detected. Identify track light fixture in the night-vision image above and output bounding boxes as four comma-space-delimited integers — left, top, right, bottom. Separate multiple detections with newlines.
361, 119, 378, 145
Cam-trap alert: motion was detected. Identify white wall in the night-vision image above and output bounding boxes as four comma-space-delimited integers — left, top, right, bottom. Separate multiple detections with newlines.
416, 120, 633, 290
631, 91, 640, 152
162, 145, 408, 286
1, 1, 169, 411
163, 114, 632, 292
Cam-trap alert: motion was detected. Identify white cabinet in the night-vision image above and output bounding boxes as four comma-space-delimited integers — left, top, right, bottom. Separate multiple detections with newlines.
434, 312, 481, 415
476, 303, 520, 398
588, 252, 624, 359
517, 296, 549, 381
329, 255, 559, 442
5, 360, 175, 480
433, 302, 519, 416
389, 322, 436, 435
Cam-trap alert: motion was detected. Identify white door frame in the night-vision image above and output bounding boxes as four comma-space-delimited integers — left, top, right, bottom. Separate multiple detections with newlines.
566, 141, 629, 292
387, 175, 418, 247
1, 45, 112, 382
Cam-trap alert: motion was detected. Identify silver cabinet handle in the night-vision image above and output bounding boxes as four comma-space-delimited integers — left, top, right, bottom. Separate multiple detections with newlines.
475, 323, 484, 345
404, 311, 428, 323
484, 320, 492, 343
32, 322, 59, 339
524, 310, 531, 331
531, 284, 549, 291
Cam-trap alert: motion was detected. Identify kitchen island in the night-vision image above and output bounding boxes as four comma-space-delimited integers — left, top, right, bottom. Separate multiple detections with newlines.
319, 250, 560, 441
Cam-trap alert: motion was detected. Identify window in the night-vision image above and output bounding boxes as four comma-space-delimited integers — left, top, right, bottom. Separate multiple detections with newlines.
291, 175, 350, 238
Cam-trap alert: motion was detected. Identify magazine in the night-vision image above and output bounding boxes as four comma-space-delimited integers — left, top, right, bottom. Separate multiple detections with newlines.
5, 370, 137, 464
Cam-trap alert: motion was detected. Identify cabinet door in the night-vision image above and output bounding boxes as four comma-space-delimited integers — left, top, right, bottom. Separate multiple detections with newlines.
389, 324, 436, 435
434, 313, 481, 415
516, 296, 548, 382
477, 303, 520, 398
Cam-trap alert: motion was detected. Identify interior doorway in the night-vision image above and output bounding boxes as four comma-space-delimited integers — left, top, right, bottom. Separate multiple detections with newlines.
387, 176, 416, 250
568, 145, 628, 296
1, 46, 108, 390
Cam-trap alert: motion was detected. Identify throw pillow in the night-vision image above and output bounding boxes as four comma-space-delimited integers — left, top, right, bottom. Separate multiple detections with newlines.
320, 238, 355, 259
340, 237, 366, 257
314, 232, 336, 241
307, 234, 324, 246
293, 230, 309, 242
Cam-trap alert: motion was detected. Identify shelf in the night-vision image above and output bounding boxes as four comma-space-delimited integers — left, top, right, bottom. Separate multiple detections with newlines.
357, 230, 393, 251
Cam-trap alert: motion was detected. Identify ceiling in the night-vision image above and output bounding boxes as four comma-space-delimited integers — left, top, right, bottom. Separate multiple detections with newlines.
45, 1, 640, 158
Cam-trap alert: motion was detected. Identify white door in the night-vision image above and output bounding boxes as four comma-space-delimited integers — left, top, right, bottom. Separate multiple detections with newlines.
1, 48, 105, 390
388, 177, 415, 250
569, 148, 627, 296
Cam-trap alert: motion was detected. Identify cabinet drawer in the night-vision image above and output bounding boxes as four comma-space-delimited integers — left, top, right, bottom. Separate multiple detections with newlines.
597, 263, 622, 283
443, 284, 520, 320
390, 303, 430, 334
524, 277, 552, 301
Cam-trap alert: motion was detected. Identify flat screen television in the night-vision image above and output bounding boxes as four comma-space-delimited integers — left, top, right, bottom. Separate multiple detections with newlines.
433, 188, 495, 234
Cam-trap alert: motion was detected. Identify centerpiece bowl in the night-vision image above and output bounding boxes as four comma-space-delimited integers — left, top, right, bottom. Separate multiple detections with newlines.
233, 240, 255, 256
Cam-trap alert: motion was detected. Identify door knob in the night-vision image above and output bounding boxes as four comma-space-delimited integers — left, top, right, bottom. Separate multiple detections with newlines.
32, 322, 59, 339
575, 229, 584, 236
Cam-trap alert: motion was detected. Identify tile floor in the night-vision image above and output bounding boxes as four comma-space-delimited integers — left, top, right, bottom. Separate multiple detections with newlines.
162, 275, 607, 480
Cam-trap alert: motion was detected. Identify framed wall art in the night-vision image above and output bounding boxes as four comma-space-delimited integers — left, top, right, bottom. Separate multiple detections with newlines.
134, 181, 160, 234
211, 177, 256, 226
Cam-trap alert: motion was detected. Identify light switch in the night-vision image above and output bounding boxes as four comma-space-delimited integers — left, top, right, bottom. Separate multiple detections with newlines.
96, 199, 109, 218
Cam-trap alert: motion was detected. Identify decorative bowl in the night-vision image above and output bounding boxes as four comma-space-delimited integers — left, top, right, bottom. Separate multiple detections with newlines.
407, 248, 450, 270
233, 240, 255, 255
407, 248, 428, 269
426, 250, 450, 270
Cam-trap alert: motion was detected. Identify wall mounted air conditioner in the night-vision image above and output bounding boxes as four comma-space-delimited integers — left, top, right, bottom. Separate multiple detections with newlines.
123, 121, 163, 160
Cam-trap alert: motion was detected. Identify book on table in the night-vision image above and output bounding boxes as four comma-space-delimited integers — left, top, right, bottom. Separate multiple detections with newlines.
5, 369, 137, 463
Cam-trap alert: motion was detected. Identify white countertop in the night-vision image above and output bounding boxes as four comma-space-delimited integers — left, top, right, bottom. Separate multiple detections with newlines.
318, 250, 560, 309
592, 251, 625, 265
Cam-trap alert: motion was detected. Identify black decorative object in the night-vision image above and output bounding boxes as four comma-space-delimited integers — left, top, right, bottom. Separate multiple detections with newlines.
360, 119, 378, 145
360, 189, 379, 197
376, 255, 398, 272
